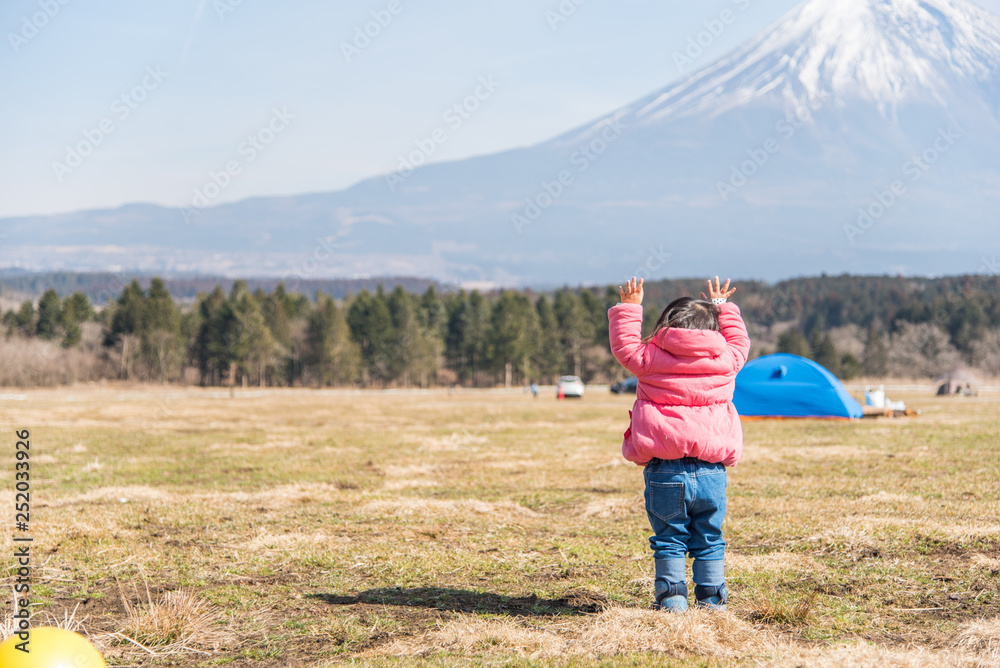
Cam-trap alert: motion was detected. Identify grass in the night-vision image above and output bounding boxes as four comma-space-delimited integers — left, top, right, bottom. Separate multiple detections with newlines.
1, 384, 999, 666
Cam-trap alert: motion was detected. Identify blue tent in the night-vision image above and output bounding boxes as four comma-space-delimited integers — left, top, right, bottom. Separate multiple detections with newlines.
733, 353, 863, 419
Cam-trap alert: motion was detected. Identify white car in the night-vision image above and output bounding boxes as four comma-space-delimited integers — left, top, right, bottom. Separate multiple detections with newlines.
557, 375, 585, 398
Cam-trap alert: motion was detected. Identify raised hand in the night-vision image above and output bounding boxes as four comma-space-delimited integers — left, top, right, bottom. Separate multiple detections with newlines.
700, 276, 736, 301
618, 277, 644, 305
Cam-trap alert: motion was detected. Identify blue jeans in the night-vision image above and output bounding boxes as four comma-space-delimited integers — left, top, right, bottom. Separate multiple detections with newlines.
643, 457, 727, 564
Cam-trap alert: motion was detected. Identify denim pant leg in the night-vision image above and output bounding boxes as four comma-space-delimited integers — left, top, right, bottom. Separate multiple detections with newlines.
643, 460, 692, 561
687, 463, 727, 584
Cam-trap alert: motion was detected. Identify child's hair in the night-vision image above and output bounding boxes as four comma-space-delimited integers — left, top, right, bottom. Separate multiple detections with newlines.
643, 297, 720, 343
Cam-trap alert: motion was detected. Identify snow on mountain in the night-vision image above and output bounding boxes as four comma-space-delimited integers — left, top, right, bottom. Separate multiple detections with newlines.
3, 0, 1000, 286
606, 0, 1000, 126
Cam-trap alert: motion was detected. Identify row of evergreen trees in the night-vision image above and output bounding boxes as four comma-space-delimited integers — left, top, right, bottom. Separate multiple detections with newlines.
4, 274, 998, 386
2, 279, 620, 387
2, 288, 94, 347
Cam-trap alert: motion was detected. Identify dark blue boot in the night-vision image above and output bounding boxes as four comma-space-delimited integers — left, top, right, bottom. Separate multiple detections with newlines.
653, 558, 688, 612
693, 559, 727, 610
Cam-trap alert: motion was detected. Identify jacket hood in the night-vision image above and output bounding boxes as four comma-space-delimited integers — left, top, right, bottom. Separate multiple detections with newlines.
652, 327, 728, 358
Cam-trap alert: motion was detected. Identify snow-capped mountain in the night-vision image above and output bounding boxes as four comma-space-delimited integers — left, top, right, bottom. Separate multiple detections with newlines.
3, 0, 1000, 287
606, 0, 1000, 125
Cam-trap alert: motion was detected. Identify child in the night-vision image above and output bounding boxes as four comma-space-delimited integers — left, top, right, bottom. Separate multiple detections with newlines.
608, 276, 750, 612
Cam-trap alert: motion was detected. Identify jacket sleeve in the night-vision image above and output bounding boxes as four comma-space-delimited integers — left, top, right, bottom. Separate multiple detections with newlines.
718, 302, 751, 370
608, 303, 655, 377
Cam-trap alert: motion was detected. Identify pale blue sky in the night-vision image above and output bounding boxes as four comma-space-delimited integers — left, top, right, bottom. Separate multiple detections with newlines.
2, 0, 999, 218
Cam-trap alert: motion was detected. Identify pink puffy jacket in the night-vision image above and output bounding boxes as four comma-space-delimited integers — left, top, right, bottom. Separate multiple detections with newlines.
608, 301, 751, 466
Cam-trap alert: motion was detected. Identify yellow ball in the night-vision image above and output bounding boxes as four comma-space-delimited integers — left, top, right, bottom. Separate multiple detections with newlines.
0, 627, 106, 668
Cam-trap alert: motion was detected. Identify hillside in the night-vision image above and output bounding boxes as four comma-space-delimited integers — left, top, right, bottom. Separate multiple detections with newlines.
3, 0, 999, 285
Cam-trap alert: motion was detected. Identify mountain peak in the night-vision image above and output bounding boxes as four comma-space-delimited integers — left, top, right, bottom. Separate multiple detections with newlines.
618, 0, 1000, 126
787, 0, 1000, 84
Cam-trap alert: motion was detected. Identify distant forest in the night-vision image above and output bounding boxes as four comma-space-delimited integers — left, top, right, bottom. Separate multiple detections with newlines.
0, 270, 438, 302
1, 273, 998, 387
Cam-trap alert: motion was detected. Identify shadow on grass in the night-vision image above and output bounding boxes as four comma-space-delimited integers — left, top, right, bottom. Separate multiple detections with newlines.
310, 586, 610, 616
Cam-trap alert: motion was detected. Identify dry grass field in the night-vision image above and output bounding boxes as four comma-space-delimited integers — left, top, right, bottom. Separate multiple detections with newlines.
1, 384, 999, 666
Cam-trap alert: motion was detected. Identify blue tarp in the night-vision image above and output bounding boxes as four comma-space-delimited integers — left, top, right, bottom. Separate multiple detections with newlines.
733, 353, 863, 419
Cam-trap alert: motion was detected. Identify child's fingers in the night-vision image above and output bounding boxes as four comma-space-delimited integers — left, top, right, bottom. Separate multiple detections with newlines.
700, 292, 707, 300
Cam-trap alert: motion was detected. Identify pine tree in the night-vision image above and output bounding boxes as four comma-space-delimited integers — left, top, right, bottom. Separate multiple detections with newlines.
532, 295, 564, 383
810, 331, 840, 376
193, 287, 232, 386
840, 353, 863, 379
418, 285, 446, 339
144, 278, 182, 382
231, 286, 277, 387
554, 289, 594, 378
306, 295, 360, 386
578, 289, 607, 346
261, 291, 292, 347
443, 290, 491, 385
443, 290, 469, 380
464, 292, 491, 385
346, 288, 396, 385
270, 282, 309, 386
106, 280, 147, 380
777, 328, 811, 358
35, 289, 62, 341
13, 301, 35, 336
487, 291, 539, 387
260, 288, 293, 383
862, 323, 888, 377
387, 286, 438, 387
60, 292, 93, 347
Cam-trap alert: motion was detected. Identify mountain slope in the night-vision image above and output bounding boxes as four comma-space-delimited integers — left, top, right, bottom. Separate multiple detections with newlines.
3, 0, 1000, 286
602, 0, 1000, 125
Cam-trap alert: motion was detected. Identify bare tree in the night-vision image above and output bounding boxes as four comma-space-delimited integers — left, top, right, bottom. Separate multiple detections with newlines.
888, 322, 961, 378
970, 330, 1000, 378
